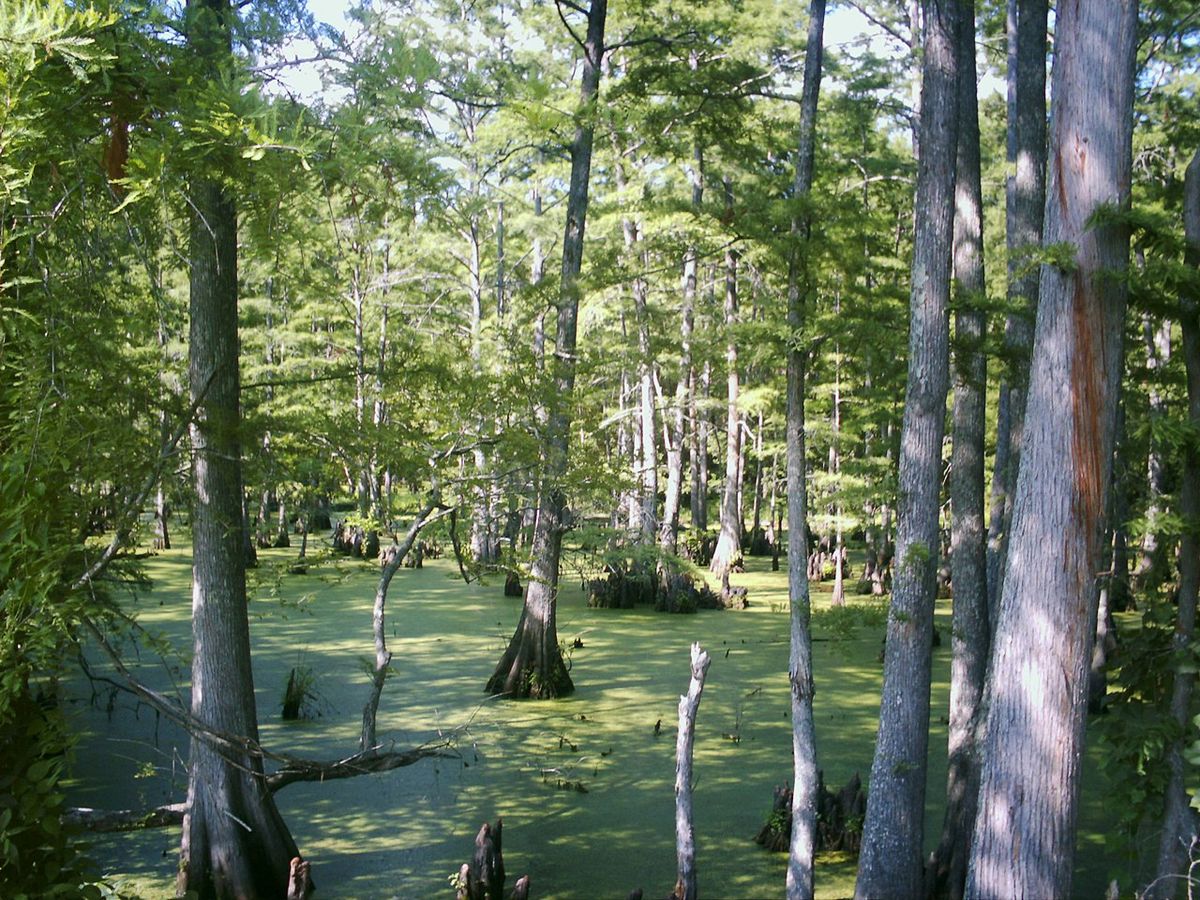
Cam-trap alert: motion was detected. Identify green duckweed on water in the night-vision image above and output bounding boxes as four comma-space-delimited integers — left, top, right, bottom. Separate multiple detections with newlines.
64, 541, 1122, 899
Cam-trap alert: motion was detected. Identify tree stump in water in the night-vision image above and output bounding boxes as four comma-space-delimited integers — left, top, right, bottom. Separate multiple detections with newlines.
456, 819, 529, 900
403, 540, 424, 568
755, 772, 867, 855
816, 771, 866, 853
504, 571, 523, 597
721, 583, 749, 610
753, 784, 793, 852
332, 521, 360, 556
587, 564, 655, 609
587, 565, 723, 613
285, 857, 312, 899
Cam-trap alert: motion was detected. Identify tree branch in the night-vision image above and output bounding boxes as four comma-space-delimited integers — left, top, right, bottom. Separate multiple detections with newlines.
361, 497, 448, 751
554, 0, 587, 52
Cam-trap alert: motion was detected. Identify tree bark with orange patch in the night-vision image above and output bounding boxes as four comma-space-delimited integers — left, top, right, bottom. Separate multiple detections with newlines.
966, 3, 1137, 896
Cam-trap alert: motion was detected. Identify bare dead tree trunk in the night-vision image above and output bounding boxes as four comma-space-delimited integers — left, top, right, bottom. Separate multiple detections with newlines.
672, 643, 711, 900
486, 0, 606, 699
787, 3, 826, 896
361, 498, 440, 752
966, 3, 1136, 895
856, 2, 959, 896
1146, 146, 1200, 900
927, 3, 987, 896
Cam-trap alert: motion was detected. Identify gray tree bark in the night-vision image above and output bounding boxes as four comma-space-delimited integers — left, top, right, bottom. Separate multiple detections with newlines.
612, 132, 659, 544
658, 174, 697, 556
1135, 310, 1171, 590
786, 4, 826, 897
486, 0, 606, 699
986, 0, 1047, 625
927, 3, 987, 896
855, 1, 959, 896
176, 3, 302, 896
965, 3, 1137, 895
695, 358, 712, 533
1146, 147, 1200, 900
672, 643, 711, 900
710, 178, 742, 580
635, 260, 658, 544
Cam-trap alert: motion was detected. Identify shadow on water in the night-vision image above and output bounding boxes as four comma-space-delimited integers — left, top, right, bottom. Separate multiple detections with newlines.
65, 544, 1118, 898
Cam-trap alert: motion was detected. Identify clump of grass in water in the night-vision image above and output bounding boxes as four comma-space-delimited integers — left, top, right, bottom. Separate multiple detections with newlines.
280, 664, 325, 720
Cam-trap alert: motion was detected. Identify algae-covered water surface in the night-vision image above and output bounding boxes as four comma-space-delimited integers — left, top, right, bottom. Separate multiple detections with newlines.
64, 543, 1120, 898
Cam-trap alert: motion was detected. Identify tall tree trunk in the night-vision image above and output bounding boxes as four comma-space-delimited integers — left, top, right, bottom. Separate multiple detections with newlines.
486, 0, 606, 699
154, 311, 173, 551
786, 3, 825, 896
623, 361, 641, 532
468, 204, 499, 565
830, 326, 845, 608
1147, 146, 1200, 900
638, 357, 658, 544
986, 0, 1048, 620
176, 3, 301, 895
965, 3, 1137, 895
154, 481, 171, 550
751, 410, 764, 542
710, 178, 742, 580
927, 3, 987, 895
496, 200, 506, 318
696, 359, 711, 532
659, 153, 699, 556
1135, 310, 1171, 590
612, 132, 659, 543
855, 1, 959, 896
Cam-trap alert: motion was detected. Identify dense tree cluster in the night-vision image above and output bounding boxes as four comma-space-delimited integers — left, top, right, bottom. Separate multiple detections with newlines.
1, 0, 1199, 896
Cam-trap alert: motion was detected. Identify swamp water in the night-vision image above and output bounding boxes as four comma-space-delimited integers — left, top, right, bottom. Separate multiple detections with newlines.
63, 544, 1119, 898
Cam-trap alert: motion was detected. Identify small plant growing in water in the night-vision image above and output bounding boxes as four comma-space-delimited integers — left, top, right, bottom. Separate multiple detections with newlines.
280, 664, 324, 720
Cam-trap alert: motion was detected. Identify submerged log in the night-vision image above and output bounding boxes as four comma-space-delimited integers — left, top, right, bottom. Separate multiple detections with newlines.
62, 802, 186, 832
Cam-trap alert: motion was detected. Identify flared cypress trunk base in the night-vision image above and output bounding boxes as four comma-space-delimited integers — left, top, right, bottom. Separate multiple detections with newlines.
486, 611, 574, 699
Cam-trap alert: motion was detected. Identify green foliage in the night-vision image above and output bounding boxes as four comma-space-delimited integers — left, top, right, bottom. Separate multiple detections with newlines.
0, 690, 107, 897
1095, 599, 1184, 857
813, 600, 890, 644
